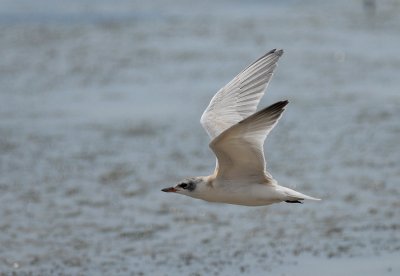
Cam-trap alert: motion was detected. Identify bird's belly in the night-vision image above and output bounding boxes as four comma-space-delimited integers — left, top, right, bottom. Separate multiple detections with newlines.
201, 183, 283, 206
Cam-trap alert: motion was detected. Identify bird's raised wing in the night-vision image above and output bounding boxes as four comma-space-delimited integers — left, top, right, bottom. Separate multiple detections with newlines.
200, 49, 283, 140
210, 101, 288, 181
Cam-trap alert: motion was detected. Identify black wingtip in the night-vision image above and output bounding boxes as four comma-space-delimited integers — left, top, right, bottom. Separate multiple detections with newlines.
255, 100, 289, 116
275, 49, 284, 56
245, 100, 289, 123
242, 49, 284, 73
267, 48, 284, 57
272, 100, 289, 109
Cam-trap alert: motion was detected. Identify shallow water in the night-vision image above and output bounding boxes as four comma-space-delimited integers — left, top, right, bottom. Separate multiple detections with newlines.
0, 0, 399, 274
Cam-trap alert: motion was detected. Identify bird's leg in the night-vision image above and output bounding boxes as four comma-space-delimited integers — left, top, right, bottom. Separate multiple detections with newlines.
285, 200, 303, 204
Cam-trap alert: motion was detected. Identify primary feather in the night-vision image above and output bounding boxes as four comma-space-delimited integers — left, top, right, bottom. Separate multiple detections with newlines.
201, 49, 283, 139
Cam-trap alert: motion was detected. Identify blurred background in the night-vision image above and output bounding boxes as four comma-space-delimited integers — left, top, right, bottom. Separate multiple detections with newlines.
0, 0, 399, 275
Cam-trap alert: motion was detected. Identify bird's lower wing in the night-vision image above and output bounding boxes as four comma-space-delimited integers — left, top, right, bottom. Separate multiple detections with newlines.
210, 101, 289, 182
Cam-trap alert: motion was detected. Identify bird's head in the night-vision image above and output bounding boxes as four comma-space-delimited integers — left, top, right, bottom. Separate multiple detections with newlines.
161, 177, 205, 198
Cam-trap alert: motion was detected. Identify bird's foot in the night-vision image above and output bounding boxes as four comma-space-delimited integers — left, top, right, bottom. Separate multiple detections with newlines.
285, 200, 303, 204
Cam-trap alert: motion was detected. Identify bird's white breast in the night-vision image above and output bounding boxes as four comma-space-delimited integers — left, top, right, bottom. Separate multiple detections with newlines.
196, 179, 284, 206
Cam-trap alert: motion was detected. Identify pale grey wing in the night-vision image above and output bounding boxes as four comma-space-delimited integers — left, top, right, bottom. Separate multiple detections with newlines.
201, 49, 284, 140
210, 101, 288, 182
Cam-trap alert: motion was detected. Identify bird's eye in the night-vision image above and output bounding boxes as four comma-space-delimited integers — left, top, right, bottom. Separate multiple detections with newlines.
180, 183, 188, 189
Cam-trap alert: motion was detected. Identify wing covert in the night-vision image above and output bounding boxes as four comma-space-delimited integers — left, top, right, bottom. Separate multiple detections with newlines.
210, 101, 288, 181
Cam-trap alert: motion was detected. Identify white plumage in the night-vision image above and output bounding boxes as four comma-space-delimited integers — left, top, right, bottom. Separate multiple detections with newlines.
162, 49, 320, 206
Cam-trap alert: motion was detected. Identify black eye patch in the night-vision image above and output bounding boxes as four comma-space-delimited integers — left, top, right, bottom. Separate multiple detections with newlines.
179, 183, 188, 189
178, 180, 197, 192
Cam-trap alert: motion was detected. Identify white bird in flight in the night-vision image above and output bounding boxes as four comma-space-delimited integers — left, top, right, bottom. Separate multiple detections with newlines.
162, 49, 320, 206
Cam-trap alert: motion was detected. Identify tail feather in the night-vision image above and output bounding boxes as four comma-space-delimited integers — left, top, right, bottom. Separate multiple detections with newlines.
282, 187, 321, 201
